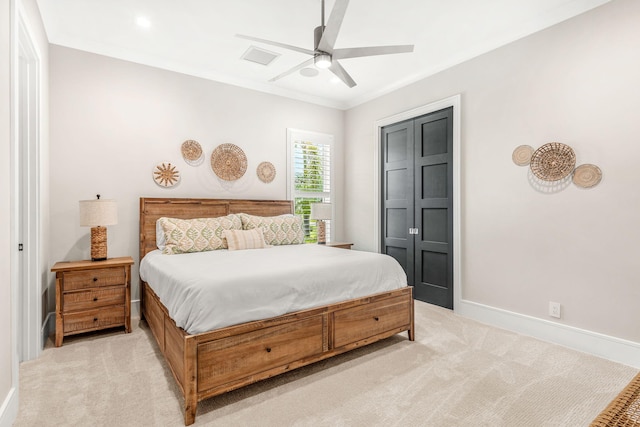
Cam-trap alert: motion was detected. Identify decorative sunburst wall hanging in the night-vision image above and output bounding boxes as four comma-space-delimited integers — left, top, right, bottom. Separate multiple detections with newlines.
153, 161, 180, 187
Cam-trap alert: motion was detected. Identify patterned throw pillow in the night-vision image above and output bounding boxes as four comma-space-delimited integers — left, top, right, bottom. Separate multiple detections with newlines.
239, 213, 304, 245
157, 214, 242, 254
223, 228, 267, 251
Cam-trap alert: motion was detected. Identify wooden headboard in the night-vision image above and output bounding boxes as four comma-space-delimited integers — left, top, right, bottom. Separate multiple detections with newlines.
139, 197, 294, 259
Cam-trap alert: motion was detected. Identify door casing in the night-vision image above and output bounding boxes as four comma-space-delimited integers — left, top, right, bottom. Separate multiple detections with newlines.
373, 95, 461, 310
12, 8, 42, 363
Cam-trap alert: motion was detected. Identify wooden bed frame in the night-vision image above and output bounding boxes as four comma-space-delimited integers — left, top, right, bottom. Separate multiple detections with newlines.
139, 197, 414, 425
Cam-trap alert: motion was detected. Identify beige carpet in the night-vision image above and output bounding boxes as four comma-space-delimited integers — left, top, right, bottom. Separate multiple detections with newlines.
15, 301, 638, 426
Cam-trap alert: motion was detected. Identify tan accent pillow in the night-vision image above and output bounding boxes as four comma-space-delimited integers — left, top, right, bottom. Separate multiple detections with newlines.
239, 213, 304, 245
223, 228, 267, 251
157, 214, 242, 254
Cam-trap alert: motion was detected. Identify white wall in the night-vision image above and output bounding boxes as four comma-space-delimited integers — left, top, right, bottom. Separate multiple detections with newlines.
48, 45, 344, 312
345, 0, 640, 345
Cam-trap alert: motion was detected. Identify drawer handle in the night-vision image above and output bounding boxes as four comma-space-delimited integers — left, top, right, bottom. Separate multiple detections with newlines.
93, 297, 98, 302
265, 347, 272, 353
374, 316, 380, 321
93, 277, 98, 282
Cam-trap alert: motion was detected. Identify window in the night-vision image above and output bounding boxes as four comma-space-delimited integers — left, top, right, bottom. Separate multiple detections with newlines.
287, 129, 333, 243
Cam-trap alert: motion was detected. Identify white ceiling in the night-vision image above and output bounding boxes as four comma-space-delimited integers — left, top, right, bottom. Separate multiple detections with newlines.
36, 0, 609, 110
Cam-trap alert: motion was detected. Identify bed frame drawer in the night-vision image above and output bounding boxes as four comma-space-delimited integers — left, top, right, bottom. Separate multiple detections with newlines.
63, 306, 125, 334
197, 316, 325, 392
63, 267, 126, 291
333, 294, 412, 348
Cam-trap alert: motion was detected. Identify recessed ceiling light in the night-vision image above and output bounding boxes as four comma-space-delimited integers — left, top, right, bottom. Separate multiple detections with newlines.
136, 16, 151, 28
300, 68, 319, 77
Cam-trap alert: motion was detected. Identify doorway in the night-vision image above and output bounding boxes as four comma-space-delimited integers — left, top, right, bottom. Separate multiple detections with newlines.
375, 95, 460, 310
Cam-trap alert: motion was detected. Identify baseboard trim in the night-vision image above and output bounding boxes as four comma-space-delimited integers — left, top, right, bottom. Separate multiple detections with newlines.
456, 299, 640, 369
132, 299, 140, 320
41, 312, 54, 346
0, 386, 18, 427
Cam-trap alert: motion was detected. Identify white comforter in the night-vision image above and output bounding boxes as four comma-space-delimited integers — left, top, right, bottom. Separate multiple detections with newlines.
139, 244, 407, 334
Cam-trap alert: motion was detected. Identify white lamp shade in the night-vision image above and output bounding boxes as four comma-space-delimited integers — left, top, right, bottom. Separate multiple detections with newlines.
310, 203, 332, 220
79, 199, 118, 227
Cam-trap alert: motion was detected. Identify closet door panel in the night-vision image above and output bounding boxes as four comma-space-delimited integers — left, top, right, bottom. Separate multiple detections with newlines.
381, 120, 415, 285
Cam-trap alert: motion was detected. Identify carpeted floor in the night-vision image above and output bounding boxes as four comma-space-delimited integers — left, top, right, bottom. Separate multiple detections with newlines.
15, 301, 638, 426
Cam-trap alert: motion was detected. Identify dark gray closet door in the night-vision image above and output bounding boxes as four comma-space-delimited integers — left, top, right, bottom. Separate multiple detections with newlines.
381, 107, 453, 309
414, 108, 453, 308
381, 119, 414, 284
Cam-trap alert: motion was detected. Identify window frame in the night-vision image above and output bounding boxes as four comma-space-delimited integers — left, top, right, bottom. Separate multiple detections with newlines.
286, 128, 334, 243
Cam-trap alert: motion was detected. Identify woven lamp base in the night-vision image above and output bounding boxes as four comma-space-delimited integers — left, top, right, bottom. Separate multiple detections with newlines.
317, 220, 326, 244
90, 226, 108, 261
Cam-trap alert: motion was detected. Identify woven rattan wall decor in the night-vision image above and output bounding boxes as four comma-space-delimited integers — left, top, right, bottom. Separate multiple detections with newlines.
529, 142, 576, 181
181, 140, 203, 165
257, 161, 276, 183
210, 143, 248, 181
513, 142, 602, 189
512, 145, 534, 166
572, 164, 602, 188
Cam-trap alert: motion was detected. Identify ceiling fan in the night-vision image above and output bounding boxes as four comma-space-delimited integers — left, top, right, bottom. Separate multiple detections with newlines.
236, 0, 414, 88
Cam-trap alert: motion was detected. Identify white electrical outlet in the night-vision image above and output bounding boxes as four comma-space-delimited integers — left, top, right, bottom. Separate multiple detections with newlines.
549, 301, 561, 318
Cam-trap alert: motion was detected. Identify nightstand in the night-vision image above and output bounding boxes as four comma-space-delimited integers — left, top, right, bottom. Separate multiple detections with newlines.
325, 242, 353, 250
51, 256, 134, 347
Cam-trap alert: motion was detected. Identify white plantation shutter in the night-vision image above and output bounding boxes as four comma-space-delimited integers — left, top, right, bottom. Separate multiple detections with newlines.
287, 129, 334, 243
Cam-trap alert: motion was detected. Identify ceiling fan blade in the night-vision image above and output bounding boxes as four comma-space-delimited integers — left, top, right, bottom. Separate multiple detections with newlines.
329, 60, 356, 88
236, 34, 315, 56
268, 57, 316, 82
333, 45, 414, 60
317, 0, 350, 53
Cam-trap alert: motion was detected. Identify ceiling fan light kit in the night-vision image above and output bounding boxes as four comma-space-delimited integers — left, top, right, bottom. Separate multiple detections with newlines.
237, 0, 414, 88
314, 53, 332, 69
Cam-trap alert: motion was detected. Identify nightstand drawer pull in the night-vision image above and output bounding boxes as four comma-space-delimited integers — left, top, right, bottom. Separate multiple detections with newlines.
93, 297, 98, 301
374, 316, 379, 321
93, 277, 98, 282
93, 317, 98, 322
265, 347, 272, 353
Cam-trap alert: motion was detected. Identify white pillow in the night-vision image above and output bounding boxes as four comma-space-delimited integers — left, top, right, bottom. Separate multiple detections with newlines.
156, 219, 166, 250
223, 228, 268, 251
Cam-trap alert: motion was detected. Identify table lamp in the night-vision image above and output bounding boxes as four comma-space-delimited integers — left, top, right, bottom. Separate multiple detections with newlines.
79, 195, 118, 261
310, 203, 332, 244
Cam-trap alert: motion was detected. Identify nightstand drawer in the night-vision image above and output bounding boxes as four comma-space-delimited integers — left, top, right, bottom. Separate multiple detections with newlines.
63, 306, 125, 334
63, 287, 125, 312
63, 267, 125, 291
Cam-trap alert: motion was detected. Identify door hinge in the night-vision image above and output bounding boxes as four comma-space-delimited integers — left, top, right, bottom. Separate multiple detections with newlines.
18, 243, 24, 251
408, 228, 419, 235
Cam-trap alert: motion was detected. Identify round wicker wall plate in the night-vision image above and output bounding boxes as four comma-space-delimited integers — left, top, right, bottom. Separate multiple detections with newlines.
512, 145, 534, 166
529, 142, 576, 181
210, 143, 247, 181
573, 164, 602, 188
257, 161, 276, 183
153, 161, 180, 187
181, 140, 203, 163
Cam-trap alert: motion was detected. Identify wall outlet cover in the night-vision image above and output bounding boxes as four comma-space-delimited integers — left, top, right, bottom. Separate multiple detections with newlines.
549, 301, 561, 318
